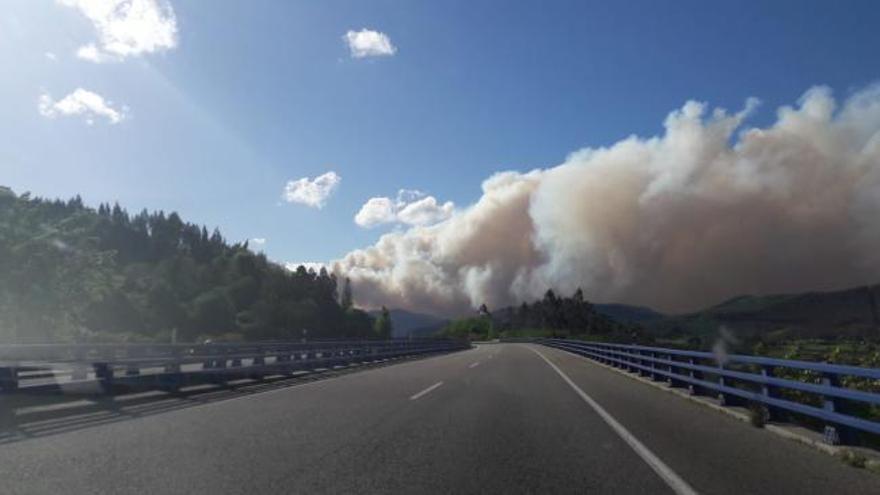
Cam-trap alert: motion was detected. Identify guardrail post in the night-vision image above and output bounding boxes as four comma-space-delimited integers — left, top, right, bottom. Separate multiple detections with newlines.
94, 362, 114, 393
207, 347, 228, 384
215, 347, 228, 369
72, 348, 88, 380
717, 364, 728, 404
160, 347, 182, 392
759, 365, 779, 421
688, 357, 702, 395
0, 367, 19, 392
820, 373, 854, 445
277, 351, 291, 374
716, 365, 744, 407
203, 347, 215, 369
634, 350, 644, 375
125, 347, 140, 376
667, 354, 684, 388
688, 358, 703, 395
649, 351, 658, 380
125, 364, 141, 376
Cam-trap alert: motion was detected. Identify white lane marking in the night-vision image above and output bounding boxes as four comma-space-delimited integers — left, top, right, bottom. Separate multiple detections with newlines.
527, 346, 699, 495
410, 381, 444, 401
468, 361, 481, 369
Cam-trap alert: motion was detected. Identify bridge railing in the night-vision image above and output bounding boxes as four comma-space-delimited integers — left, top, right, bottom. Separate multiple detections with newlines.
539, 338, 880, 445
0, 339, 470, 394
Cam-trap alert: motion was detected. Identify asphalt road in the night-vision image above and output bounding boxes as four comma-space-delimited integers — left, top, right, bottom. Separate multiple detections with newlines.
0, 344, 877, 494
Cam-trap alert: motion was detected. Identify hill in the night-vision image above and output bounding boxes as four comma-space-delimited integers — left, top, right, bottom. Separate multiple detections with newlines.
594, 303, 664, 323
0, 187, 375, 343
646, 284, 880, 342
369, 309, 448, 338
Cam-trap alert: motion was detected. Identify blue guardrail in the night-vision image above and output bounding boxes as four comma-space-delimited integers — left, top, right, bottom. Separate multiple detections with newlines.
0, 339, 469, 395
540, 338, 880, 446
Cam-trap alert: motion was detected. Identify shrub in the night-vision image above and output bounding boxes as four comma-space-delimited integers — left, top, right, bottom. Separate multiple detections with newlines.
748, 402, 769, 428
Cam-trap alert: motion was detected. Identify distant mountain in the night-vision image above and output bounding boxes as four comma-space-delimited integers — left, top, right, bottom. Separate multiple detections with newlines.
645, 284, 880, 341
381, 283, 880, 342
594, 303, 665, 323
369, 309, 449, 338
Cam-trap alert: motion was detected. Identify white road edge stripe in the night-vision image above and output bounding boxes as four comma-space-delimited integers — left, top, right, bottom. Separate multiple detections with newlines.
527, 346, 699, 495
469, 362, 481, 368
410, 381, 444, 400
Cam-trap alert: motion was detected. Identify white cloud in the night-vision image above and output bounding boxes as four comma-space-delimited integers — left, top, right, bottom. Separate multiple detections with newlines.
58, 0, 178, 63
38, 88, 127, 124
354, 189, 454, 228
250, 237, 266, 245
75, 43, 108, 62
44, 51, 58, 61
282, 171, 341, 209
344, 29, 396, 58
354, 197, 396, 228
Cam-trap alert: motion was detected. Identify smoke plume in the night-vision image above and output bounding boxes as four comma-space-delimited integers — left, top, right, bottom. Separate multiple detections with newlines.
332, 85, 880, 315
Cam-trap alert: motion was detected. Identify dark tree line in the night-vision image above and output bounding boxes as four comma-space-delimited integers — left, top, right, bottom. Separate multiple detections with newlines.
441, 288, 642, 341
492, 289, 638, 338
0, 186, 376, 343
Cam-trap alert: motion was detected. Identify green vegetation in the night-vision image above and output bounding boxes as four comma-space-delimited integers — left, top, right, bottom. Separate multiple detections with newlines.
648, 285, 880, 344
441, 289, 645, 342
373, 306, 393, 340
0, 187, 377, 343
748, 402, 769, 428
838, 449, 868, 469
441, 316, 494, 341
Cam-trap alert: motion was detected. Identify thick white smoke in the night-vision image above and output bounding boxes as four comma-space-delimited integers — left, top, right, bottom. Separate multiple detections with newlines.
332, 85, 880, 315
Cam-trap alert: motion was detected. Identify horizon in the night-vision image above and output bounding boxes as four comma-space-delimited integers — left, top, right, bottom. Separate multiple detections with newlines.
6, 180, 879, 324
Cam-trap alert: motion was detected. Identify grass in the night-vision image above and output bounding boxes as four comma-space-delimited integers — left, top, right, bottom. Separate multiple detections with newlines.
838, 449, 868, 469
748, 402, 769, 428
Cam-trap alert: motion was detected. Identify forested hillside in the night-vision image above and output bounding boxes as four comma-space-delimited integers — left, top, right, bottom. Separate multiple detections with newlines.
442, 289, 645, 341
645, 285, 880, 343
0, 186, 375, 343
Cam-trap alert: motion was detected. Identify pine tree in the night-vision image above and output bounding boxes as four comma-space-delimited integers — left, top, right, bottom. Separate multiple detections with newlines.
0, 188, 377, 343
374, 306, 393, 339
340, 277, 353, 310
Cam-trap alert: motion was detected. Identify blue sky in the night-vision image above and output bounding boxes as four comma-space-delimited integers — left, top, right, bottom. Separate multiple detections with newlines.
3, 0, 880, 266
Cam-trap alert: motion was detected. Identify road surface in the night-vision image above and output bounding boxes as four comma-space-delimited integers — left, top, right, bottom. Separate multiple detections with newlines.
0, 344, 876, 494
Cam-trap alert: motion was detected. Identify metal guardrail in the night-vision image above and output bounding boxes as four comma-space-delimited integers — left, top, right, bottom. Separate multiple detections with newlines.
0, 339, 470, 394
539, 339, 880, 445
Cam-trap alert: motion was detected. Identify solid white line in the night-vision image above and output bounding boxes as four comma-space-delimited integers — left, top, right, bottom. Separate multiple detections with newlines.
410, 381, 444, 400
468, 361, 481, 368
527, 346, 699, 495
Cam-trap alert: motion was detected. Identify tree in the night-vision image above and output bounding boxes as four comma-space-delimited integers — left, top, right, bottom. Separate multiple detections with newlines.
478, 303, 490, 317
340, 277, 353, 310
478, 303, 496, 340
0, 187, 376, 343
374, 306, 393, 339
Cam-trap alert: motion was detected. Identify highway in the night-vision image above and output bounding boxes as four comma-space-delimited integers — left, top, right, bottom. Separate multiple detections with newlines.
0, 344, 877, 494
